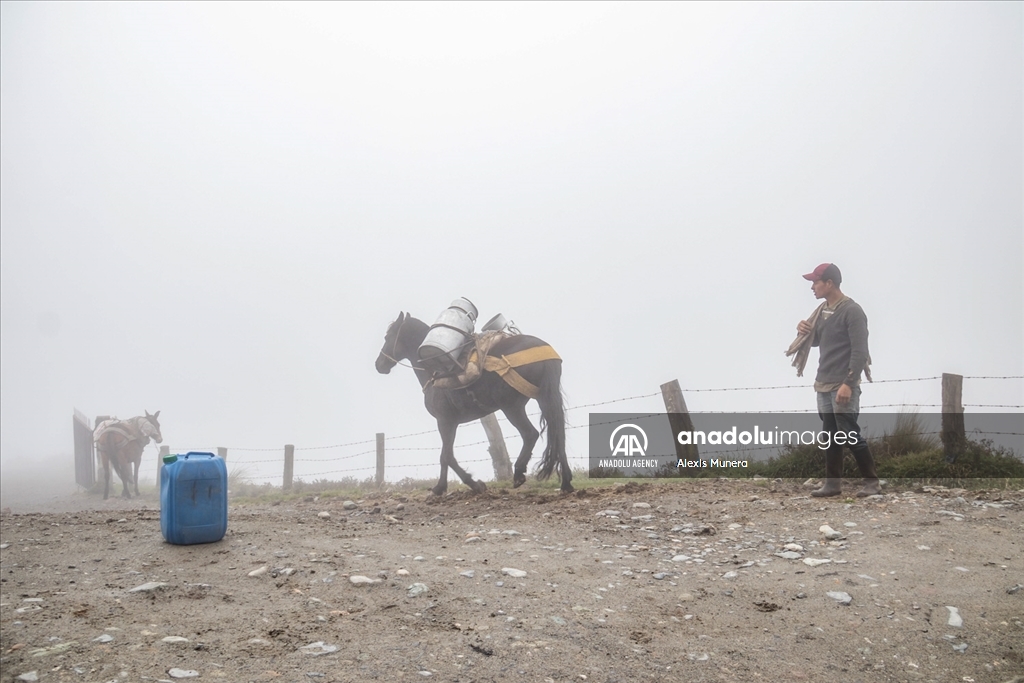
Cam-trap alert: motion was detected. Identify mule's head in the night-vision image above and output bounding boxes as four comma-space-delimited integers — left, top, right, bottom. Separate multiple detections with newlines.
376, 312, 408, 374
142, 410, 163, 444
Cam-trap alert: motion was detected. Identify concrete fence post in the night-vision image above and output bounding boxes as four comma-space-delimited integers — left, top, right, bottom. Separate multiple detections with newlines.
283, 444, 294, 490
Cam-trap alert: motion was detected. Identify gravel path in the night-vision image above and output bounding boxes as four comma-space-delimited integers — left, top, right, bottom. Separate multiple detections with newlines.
2, 480, 1022, 683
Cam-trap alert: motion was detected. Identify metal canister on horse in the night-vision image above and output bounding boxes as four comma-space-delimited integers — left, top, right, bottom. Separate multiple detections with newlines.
417, 297, 478, 375
160, 451, 228, 545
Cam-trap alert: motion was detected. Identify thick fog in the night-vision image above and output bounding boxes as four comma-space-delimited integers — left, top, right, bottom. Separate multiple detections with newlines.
1, 3, 1021, 497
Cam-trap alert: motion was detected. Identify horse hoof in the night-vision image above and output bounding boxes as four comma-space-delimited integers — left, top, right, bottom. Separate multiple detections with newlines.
471, 481, 487, 494
430, 486, 447, 497
560, 484, 575, 494
512, 474, 526, 488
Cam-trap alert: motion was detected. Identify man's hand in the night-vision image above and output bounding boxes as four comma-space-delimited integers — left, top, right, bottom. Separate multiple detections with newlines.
836, 383, 852, 405
797, 320, 812, 336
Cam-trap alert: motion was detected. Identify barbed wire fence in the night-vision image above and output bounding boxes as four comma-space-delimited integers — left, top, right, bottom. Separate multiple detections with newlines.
155, 373, 1022, 488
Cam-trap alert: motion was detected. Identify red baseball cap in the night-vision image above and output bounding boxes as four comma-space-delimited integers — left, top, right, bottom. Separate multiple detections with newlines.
802, 263, 842, 284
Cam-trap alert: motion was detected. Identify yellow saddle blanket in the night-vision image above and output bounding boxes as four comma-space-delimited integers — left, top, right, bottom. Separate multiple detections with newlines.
430, 332, 560, 399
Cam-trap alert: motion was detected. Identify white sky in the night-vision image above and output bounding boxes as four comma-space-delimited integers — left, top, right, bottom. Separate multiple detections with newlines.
1, 2, 1021, 489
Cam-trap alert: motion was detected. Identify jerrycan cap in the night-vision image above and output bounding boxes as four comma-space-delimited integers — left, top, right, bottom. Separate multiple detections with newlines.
162, 454, 178, 465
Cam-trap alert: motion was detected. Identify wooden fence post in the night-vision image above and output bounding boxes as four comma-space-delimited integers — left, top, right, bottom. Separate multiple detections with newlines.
283, 444, 294, 490
661, 379, 698, 465
376, 433, 385, 486
941, 373, 966, 463
217, 447, 227, 462
158, 445, 169, 489
481, 413, 513, 481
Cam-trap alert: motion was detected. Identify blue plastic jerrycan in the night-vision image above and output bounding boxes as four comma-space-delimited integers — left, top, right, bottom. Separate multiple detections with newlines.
160, 451, 228, 545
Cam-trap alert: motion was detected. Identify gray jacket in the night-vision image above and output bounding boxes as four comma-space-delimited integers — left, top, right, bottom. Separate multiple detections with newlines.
812, 298, 870, 387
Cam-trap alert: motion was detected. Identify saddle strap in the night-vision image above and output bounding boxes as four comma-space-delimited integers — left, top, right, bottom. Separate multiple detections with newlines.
483, 345, 561, 399
99, 424, 140, 445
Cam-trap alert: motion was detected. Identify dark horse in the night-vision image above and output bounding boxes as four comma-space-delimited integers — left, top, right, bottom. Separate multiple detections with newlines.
376, 313, 572, 495
93, 411, 163, 499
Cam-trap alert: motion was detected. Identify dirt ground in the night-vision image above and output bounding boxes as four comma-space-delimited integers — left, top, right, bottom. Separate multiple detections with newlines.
1, 479, 1023, 683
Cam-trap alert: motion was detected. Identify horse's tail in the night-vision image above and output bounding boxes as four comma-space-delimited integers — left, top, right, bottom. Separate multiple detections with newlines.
535, 360, 566, 481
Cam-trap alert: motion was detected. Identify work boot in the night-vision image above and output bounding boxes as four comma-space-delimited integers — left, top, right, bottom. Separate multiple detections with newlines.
811, 445, 843, 498
852, 447, 881, 497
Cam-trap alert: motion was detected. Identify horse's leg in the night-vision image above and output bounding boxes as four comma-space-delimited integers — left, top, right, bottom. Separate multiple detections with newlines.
432, 419, 486, 495
120, 455, 131, 499
502, 402, 539, 488
132, 452, 140, 497
431, 419, 455, 496
446, 446, 486, 494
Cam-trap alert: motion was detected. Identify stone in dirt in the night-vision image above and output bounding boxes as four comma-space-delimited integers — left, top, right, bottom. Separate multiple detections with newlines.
819, 525, 843, 540
802, 558, 832, 567
407, 583, 429, 596
826, 591, 852, 605
162, 636, 189, 644
502, 567, 527, 578
168, 669, 200, 679
946, 606, 963, 627
343, 501, 357, 510
776, 551, 802, 560
299, 641, 339, 656
15, 673, 38, 682
128, 581, 168, 593
248, 566, 268, 577
317, 511, 330, 519
349, 575, 379, 585
28, 642, 76, 657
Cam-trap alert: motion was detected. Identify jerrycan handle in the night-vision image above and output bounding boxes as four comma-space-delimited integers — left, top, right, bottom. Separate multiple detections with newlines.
182, 451, 216, 460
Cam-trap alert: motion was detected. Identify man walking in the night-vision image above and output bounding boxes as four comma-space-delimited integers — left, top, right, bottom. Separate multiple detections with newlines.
792, 263, 881, 498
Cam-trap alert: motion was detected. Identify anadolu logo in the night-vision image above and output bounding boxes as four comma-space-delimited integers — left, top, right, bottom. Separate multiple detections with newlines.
609, 424, 648, 457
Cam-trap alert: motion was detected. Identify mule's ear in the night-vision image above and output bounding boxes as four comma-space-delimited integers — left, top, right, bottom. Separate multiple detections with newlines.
398, 311, 406, 321
145, 410, 151, 417
154, 410, 160, 419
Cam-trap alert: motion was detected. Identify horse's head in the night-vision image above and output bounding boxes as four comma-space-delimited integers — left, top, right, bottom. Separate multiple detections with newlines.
376, 311, 433, 375
142, 410, 163, 444
376, 312, 409, 374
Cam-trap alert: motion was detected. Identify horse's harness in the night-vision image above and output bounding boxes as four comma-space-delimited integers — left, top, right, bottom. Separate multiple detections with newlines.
96, 417, 159, 451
